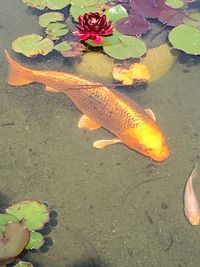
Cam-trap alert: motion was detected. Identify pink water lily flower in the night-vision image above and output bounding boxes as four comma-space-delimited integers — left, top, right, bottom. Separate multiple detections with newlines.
73, 12, 113, 44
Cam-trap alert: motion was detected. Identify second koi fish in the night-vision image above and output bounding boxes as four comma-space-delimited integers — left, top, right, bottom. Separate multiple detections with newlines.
5, 50, 169, 161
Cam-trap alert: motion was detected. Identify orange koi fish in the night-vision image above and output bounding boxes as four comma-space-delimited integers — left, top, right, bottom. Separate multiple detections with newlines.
5, 50, 169, 161
184, 164, 200, 225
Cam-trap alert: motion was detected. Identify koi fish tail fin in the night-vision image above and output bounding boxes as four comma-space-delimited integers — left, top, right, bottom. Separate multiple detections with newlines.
4, 49, 33, 86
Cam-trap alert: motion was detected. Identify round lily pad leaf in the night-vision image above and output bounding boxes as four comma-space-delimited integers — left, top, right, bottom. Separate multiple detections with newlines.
53, 41, 72, 51
0, 222, 30, 263
102, 30, 123, 46
70, 0, 98, 7
39, 12, 65, 27
6, 201, 49, 231
0, 214, 18, 234
184, 12, 200, 28
45, 23, 69, 40
105, 5, 128, 25
22, 0, 70, 10
103, 35, 147, 60
12, 34, 54, 57
14, 261, 33, 267
169, 24, 200, 55
165, 0, 184, 9
70, 5, 101, 21
26, 231, 44, 250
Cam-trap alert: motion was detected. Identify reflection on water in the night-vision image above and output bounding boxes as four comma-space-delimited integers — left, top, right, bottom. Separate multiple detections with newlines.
0, 1, 200, 267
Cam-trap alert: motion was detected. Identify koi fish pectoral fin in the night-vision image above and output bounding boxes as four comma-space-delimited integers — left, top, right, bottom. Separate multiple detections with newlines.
78, 114, 101, 130
93, 139, 122, 149
145, 108, 156, 121
45, 86, 60, 93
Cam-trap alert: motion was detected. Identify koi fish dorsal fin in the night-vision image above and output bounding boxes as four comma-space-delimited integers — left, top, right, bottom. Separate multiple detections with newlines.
145, 108, 156, 121
4, 49, 33, 86
78, 114, 101, 130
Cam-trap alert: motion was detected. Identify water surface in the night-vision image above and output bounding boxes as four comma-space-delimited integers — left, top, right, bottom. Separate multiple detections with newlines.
0, 1, 200, 267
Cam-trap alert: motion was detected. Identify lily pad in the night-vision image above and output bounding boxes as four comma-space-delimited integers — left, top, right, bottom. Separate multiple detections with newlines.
14, 261, 33, 267
101, 30, 123, 46
0, 222, 30, 264
45, 22, 69, 40
105, 5, 128, 25
54, 41, 72, 52
60, 42, 86, 57
184, 12, 200, 28
0, 214, 18, 234
70, 0, 98, 7
165, 0, 184, 9
103, 35, 146, 60
39, 12, 65, 27
168, 24, 200, 54
6, 201, 49, 231
26, 232, 44, 250
69, 5, 101, 21
12, 34, 54, 57
22, 0, 70, 10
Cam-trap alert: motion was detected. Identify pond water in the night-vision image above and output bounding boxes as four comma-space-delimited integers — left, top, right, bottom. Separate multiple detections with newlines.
0, 1, 200, 267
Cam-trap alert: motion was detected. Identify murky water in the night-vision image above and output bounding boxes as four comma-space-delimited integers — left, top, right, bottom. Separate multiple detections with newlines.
0, 1, 200, 267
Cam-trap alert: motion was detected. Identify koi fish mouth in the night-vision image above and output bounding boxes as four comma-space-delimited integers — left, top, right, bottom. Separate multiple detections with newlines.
148, 143, 170, 162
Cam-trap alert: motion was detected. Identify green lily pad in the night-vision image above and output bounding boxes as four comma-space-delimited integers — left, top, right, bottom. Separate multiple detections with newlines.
39, 12, 65, 27
6, 201, 49, 231
69, 5, 101, 21
169, 24, 200, 55
26, 231, 44, 250
165, 0, 184, 9
0, 222, 30, 264
105, 5, 128, 25
184, 12, 200, 28
22, 0, 70, 10
12, 34, 54, 57
54, 41, 72, 51
0, 214, 18, 234
103, 35, 147, 60
70, 0, 98, 7
14, 261, 33, 267
45, 22, 69, 40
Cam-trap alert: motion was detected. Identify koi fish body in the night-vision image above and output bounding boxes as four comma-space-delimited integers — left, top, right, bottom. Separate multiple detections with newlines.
5, 50, 169, 161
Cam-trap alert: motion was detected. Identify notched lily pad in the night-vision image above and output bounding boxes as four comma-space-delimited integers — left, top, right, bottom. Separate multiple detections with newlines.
103, 35, 147, 60
169, 24, 200, 54
39, 12, 65, 27
0, 222, 30, 264
26, 231, 44, 250
22, 0, 70, 10
54, 41, 72, 52
165, 0, 184, 9
70, 0, 98, 7
69, 5, 101, 21
12, 34, 54, 57
0, 214, 18, 234
60, 42, 86, 57
6, 201, 49, 231
105, 5, 128, 25
45, 23, 69, 40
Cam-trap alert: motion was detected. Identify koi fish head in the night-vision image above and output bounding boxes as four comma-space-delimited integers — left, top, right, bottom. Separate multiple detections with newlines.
118, 122, 169, 161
